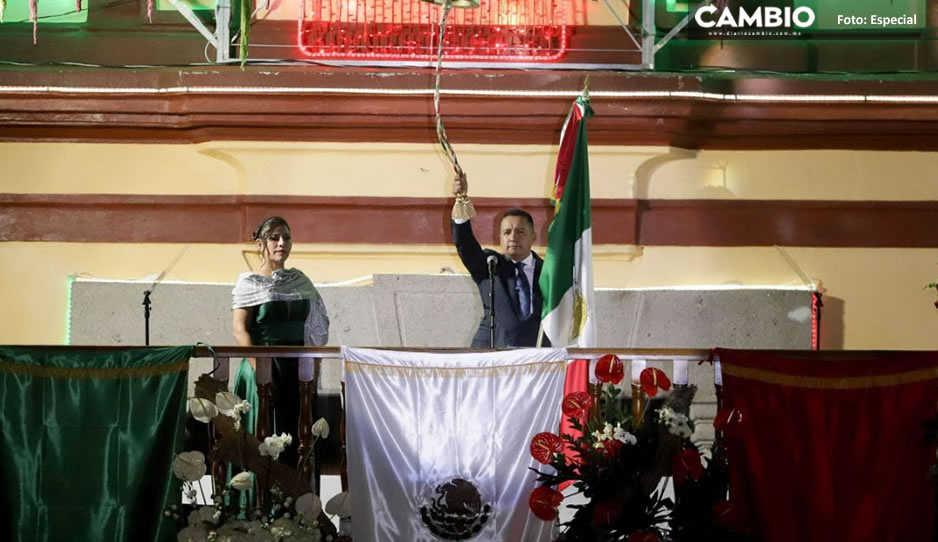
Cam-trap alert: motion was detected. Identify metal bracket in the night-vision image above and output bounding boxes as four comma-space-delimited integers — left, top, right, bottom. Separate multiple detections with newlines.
165, 0, 231, 63
215, 0, 231, 63
642, 0, 656, 69
655, 1, 715, 54
603, 0, 719, 70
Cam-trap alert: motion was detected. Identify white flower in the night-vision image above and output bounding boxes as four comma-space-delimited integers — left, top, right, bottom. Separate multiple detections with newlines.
602, 423, 614, 438
659, 407, 692, 438
296, 492, 322, 523
667, 419, 693, 438
215, 392, 244, 417
173, 451, 206, 482
188, 398, 218, 423
325, 491, 352, 518
660, 408, 688, 426
591, 430, 607, 441
700, 446, 713, 466
593, 441, 605, 449
190, 505, 221, 526
614, 428, 637, 445
311, 417, 330, 439
259, 433, 294, 460
228, 471, 254, 491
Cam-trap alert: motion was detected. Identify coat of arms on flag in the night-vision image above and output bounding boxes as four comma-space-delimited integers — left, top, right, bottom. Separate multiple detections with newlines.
342, 347, 568, 541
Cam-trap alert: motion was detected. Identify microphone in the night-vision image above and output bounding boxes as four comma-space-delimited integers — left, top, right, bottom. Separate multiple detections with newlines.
486, 254, 498, 348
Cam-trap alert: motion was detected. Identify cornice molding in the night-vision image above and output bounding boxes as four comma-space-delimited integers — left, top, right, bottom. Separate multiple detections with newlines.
3, 67, 938, 148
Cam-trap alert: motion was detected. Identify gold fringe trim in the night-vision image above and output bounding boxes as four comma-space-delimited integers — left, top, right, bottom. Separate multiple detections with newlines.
451, 194, 477, 221
345, 360, 566, 379
722, 363, 938, 390
0, 360, 189, 379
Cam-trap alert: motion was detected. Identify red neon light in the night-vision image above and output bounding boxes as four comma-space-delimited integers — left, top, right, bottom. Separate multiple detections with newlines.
297, 0, 575, 62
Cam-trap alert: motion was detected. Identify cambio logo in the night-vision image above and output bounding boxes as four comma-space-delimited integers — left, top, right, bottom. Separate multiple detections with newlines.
695, 6, 816, 29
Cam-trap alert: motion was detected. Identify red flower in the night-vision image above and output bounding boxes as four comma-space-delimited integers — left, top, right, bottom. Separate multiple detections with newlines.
601, 439, 624, 459
591, 497, 623, 528
562, 391, 594, 419
627, 530, 659, 542
530, 432, 565, 464
712, 500, 739, 530
639, 367, 671, 397
594, 354, 624, 384
713, 407, 743, 432
672, 448, 704, 485
529, 486, 564, 521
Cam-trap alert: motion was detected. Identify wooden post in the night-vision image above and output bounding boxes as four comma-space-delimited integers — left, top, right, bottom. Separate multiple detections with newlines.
340, 381, 349, 491
255, 356, 273, 509
211, 357, 229, 503
632, 383, 646, 429
296, 356, 318, 492
587, 381, 602, 425
255, 357, 273, 441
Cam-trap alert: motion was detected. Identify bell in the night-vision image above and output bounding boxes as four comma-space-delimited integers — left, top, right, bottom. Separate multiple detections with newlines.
419, 0, 480, 8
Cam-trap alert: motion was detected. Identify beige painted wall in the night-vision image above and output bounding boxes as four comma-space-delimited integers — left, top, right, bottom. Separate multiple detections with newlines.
5, 142, 938, 200
1, 141, 937, 348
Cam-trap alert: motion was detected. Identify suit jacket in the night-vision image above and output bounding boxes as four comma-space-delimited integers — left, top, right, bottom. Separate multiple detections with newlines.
452, 220, 551, 348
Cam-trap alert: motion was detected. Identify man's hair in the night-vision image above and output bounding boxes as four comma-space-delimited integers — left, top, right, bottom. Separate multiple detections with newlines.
500, 208, 535, 230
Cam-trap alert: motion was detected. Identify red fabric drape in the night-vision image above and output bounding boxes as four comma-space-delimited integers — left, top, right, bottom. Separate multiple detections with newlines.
558, 358, 589, 490
717, 349, 938, 542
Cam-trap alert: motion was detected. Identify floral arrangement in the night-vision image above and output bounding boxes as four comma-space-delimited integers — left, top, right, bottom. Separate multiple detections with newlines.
170, 387, 345, 542
528, 355, 749, 542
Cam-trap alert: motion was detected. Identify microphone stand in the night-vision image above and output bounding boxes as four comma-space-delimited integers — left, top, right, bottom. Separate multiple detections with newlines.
488, 258, 497, 349
142, 290, 152, 346
141, 246, 189, 346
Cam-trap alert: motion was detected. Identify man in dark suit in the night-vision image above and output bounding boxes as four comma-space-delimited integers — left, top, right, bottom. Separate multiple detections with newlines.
451, 174, 550, 348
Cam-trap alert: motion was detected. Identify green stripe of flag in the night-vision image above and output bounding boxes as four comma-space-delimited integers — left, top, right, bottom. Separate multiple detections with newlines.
539, 96, 596, 347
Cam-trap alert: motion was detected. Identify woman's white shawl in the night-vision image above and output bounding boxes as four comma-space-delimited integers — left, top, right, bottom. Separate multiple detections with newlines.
231, 268, 329, 346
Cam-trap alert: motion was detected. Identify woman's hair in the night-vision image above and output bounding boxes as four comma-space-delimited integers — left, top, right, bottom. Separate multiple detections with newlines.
253, 216, 291, 262
252, 216, 290, 241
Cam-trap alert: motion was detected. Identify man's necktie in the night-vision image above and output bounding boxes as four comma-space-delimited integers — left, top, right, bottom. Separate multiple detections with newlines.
515, 261, 531, 318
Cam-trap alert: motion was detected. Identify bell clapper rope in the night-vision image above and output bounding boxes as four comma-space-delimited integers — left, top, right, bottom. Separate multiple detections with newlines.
424, 0, 479, 221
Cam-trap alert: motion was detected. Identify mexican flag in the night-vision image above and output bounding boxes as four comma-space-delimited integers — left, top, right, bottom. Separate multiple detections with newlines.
539, 95, 596, 348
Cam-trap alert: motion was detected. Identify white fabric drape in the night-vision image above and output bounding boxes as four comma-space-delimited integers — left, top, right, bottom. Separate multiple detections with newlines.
343, 347, 568, 542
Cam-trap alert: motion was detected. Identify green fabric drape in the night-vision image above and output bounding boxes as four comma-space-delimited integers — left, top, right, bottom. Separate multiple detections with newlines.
0, 346, 192, 542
